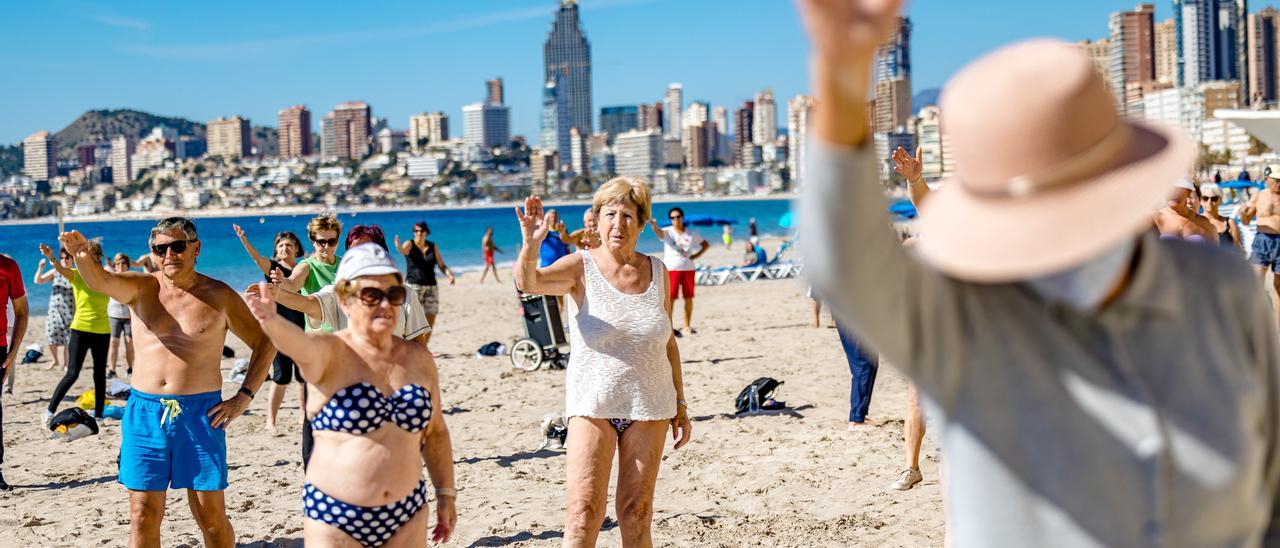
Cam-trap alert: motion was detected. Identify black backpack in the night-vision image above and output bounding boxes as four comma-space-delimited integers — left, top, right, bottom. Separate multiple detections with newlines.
49, 408, 100, 435
735, 377, 783, 415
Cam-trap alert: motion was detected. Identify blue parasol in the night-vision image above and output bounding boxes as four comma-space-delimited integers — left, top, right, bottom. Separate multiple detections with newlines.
889, 199, 918, 219
1220, 179, 1262, 190
778, 211, 796, 228
657, 214, 739, 228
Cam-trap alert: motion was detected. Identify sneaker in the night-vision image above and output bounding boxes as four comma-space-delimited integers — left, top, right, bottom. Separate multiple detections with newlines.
890, 467, 923, 491
41, 410, 53, 430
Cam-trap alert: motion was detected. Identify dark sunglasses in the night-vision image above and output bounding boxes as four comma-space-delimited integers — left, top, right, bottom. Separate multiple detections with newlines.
669, 214, 683, 220
151, 239, 196, 256
356, 285, 408, 307
1206, 196, 1221, 202
312, 238, 339, 247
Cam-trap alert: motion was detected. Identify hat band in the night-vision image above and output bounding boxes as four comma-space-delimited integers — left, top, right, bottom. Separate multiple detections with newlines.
963, 122, 1133, 199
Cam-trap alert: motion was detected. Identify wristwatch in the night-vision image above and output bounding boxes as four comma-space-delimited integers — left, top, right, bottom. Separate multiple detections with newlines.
238, 387, 255, 400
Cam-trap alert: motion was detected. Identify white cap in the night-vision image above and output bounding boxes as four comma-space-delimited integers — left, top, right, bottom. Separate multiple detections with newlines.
336, 243, 400, 281
1267, 165, 1280, 180
749, 236, 760, 245
1200, 182, 1221, 196
1173, 179, 1196, 191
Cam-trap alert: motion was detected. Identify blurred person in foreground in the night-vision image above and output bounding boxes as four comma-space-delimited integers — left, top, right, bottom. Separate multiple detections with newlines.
798, 0, 1279, 545
1153, 179, 1215, 243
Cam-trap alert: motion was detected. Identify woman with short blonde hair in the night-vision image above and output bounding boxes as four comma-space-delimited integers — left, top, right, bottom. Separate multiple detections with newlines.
514, 178, 692, 547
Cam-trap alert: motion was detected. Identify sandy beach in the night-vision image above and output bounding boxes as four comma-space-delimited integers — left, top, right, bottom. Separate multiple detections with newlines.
0, 237, 943, 547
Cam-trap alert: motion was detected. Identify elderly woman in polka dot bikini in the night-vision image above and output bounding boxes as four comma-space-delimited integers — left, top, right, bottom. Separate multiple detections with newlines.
246, 243, 456, 547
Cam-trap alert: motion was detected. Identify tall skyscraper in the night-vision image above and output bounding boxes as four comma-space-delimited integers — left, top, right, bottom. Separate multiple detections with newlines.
1176, 0, 1243, 87
787, 95, 814, 186
531, 149, 560, 195
543, 0, 593, 136
110, 136, 135, 185
752, 89, 777, 145
637, 102, 662, 132
463, 102, 511, 150
322, 102, 372, 161
915, 105, 954, 180
871, 16, 912, 132
614, 129, 663, 180
23, 131, 55, 181
541, 76, 572, 162
1109, 4, 1156, 110
1248, 7, 1280, 105
570, 127, 590, 176
875, 17, 912, 82
486, 78, 505, 105
409, 112, 449, 148
1156, 19, 1179, 84
278, 105, 312, 159
712, 106, 730, 164
207, 116, 251, 159
1080, 39, 1116, 92
734, 101, 756, 167
664, 84, 683, 140
600, 106, 639, 143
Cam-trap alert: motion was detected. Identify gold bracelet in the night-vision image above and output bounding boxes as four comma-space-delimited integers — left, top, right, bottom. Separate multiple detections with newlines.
435, 487, 457, 498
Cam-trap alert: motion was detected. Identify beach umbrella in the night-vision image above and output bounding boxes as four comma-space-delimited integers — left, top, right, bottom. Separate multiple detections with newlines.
778, 211, 796, 228
657, 214, 738, 228
889, 199, 918, 219
1221, 179, 1262, 190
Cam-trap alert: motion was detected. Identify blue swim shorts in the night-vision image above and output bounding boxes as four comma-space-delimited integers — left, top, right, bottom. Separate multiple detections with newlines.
1252, 232, 1280, 272
118, 388, 227, 491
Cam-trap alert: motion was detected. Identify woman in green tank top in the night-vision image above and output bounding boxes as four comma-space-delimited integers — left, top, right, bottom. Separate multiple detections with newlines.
276, 215, 343, 332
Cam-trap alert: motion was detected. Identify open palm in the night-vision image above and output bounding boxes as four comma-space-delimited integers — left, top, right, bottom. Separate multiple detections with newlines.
515, 195, 553, 245
892, 146, 923, 181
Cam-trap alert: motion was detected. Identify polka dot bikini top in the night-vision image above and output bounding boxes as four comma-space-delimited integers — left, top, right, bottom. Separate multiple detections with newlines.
310, 382, 433, 434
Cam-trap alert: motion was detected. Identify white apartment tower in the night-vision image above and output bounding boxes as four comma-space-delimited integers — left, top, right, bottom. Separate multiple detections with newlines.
23, 131, 56, 181
753, 89, 777, 146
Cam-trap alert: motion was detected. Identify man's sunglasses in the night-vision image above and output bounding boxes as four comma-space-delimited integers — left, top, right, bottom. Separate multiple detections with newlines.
312, 238, 339, 247
151, 239, 196, 256
357, 286, 408, 307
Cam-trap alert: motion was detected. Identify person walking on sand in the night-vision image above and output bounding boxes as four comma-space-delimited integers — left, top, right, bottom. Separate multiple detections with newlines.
395, 221, 456, 344
275, 214, 343, 332
39, 239, 111, 423
0, 253, 29, 491
479, 226, 504, 283
233, 225, 307, 433
31, 248, 74, 371
649, 207, 710, 337
59, 218, 275, 548
515, 185, 693, 548
798, 0, 1279, 545
106, 253, 135, 378
246, 243, 456, 546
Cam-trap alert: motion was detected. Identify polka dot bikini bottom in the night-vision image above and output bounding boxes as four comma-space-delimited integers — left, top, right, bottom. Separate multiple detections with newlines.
303, 478, 428, 547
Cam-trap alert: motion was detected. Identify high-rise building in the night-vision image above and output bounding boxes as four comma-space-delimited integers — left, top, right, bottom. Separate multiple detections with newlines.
712, 106, 730, 164
1109, 5, 1156, 111
1176, 0, 1243, 87
1080, 39, 1115, 92
486, 77, 505, 105
752, 89, 777, 145
409, 112, 449, 148
207, 116, 251, 159
1248, 7, 1280, 105
570, 127, 590, 176
531, 148, 560, 195
787, 95, 815, 185
278, 105, 312, 159
322, 102, 372, 161
874, 78, 912, 132
915, 106, 953, 180
600, 106, 639, 144
614, 129, 663, 181
683, 122, 711, 169
638, 102, 662, 133
663, 84, 683, 140
76, 144, 96, 168
872, 16, 912, 131
463, 102, 511, 150
23, 131, 55, 181
544, 0, 593, 136
131, 128, 174, 180
1156, 19, 1179, 84
735, 101, 756, 167
541, 76, 572, 162
110, 135, 135, 185
876, 17, 912, 82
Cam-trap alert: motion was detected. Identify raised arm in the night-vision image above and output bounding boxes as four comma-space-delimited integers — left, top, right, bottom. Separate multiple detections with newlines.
394, 235, 413, 257
416, 345, 456, 543
275, 260, 310, 292
38, 244, 74, 281
797, 0, 958, 382
249, 278, 321, 324
433, 243, 456, 285
32, 258, 56, 284
245, 281, 338, 384
233, 224, 274, 275
55, 232, 143, 304
513, 196, 582, 296
894, 146, 932, 207
207, 282, 277, 429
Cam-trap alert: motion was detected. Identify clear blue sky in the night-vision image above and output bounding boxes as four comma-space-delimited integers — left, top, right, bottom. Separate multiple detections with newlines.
0, 0, 1184, 145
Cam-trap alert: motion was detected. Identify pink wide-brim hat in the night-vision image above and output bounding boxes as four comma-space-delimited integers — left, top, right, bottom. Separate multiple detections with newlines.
915, 39, 1194, 282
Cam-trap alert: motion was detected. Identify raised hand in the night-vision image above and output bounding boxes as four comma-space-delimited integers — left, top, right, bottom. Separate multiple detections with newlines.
38, 243, 56, 262
58, 230, 90, 256
797, 0, 904, 67
269, 267, 286, 286
244, 281, 278, 322
514, 196, 553, 245
233, 224, 246, 239
393, 234, 403, 250
892, 146, 923, 182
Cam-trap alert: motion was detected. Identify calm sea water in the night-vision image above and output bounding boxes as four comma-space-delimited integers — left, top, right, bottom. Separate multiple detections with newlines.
1, 198, 795, 315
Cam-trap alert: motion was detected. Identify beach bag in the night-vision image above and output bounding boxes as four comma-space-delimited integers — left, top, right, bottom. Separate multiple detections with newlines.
49, 407, 99, 435
476, 342, 507, 357
734, 377, 784, 415
20, 344, 42, 365
76, 389, 97, 411
102, 404, 126, 420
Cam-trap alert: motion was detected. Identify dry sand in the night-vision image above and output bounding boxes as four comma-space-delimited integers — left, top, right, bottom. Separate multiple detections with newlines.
0, 238, 943, 547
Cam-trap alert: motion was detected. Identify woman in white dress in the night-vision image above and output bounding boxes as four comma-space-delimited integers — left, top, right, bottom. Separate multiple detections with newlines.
514, 179, 693, 548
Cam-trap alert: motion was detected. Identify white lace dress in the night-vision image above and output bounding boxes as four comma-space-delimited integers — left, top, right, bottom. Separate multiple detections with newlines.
565, 251, 676, 421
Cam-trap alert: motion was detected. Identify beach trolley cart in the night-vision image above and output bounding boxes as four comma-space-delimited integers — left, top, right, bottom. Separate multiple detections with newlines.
511, 293, 569, 371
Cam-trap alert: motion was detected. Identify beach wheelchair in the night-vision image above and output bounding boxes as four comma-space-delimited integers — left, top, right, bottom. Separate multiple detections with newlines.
511, 293, 569, 371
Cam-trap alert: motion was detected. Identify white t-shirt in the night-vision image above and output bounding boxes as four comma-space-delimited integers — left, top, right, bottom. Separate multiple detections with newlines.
312, 285, 431, 340
659, 227, 706, 272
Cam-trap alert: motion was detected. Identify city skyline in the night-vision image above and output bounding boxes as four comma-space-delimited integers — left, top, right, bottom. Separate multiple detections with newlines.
0, 0, 1202, 145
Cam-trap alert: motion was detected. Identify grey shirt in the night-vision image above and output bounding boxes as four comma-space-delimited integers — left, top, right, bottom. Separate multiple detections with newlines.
800, 141, 1280, 547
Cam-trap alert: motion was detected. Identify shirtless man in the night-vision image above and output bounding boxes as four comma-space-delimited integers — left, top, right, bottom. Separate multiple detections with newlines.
1240, 166, 1280, 314
59, 217, 274, 548
1153, 180, 1217, 244
565, 209, 601, 250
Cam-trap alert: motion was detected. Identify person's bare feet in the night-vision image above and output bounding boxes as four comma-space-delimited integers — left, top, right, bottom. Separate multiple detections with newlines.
265, 422, 279, 435
848, 419, 878, 430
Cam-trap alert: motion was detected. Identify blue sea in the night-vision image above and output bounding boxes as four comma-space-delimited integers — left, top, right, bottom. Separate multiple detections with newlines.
1, 198, 795, 315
